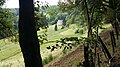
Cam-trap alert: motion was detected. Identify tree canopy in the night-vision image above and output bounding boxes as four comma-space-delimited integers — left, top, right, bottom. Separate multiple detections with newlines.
0, 0, 14, 38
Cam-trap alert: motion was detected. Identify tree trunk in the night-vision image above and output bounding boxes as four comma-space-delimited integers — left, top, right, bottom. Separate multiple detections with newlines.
83, 0, 92, 37
84, 44, 89, 67
110, 31, 116, 55
83, 0, 91, 66
97, 53, 100, 67
114, 21, 119, 39
98, 36, 112, 60
19, 0, 43, 67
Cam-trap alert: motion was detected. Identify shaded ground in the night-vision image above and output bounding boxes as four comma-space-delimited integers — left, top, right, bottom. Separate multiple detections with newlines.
109, 39, 120, 67
45, 45, 84, 67
100, 30, 120, 67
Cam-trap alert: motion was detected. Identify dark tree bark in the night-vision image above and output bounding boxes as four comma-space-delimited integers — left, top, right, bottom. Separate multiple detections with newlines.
19, 0, 43, 67
83, 44, 89, 67
83, 0, 92, 66
114, 20, 119, 39
111, 31, 116, 47
97, 53, 100, 67
83, 0, 92, 37
89, 49, 94, 67
98, 36, 112, 60
110, 31, 116, 55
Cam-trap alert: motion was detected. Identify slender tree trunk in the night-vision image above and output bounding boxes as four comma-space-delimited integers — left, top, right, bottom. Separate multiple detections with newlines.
19, 0, 43, 67
98, 36, 112, 60
84, 0, 92, 37
114, 20, 119, 39
112, 31, 116, 47
83, 0, 92, 66
97, 53, 100, 67
89, 49, 94, 67
94, 27, 99, 67
84, 44, 89, 67
110, 31, 115, 55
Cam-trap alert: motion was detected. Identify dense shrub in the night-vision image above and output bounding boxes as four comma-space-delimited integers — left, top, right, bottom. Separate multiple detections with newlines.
42, 54, 54, 65
75, 29, 84, 34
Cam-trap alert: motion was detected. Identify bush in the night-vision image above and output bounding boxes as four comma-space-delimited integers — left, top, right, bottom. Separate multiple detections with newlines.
76, 62, 82, 67
48, 54, 54, 62
62, 49, 67, 54
42, 54, 54, 65
54, 24, 58, 31
42, 57, 48, 65
79, 29, 84, 34
75, 29, 84, 34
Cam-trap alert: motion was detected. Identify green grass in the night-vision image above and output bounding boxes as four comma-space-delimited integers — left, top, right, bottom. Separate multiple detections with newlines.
0, 39, 23, 67
42, 54, 56, 65
0, 24, 80, 67
0, 40, 20, 61
0, 24, 111, 67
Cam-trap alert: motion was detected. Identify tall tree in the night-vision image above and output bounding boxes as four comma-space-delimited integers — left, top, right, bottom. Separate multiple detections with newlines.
19, 0, 43, 67
58, 0, 116, 67
0, 0, 14, 38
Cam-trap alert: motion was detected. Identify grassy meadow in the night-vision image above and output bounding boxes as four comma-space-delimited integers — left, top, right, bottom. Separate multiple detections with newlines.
0, 24, 110, 67
0, 24, 82, 67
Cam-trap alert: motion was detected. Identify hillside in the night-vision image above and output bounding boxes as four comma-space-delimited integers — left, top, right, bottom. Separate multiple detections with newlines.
0, 24, 83, 67
0, 24, 119, 67
45, 29, 120, 67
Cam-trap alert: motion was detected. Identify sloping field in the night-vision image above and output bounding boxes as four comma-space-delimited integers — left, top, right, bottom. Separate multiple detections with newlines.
0, 24, 80, 67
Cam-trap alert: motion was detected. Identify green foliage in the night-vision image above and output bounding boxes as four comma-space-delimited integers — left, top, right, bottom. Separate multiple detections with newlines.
36, 2, 86, 29
42, 57, 48, 65
0, 7, 15, 38
0, 0, 5, 6
58, 1, 88, 28
0, 0, 16, 39
62, 49, 68, 54
75, 29, 84, 34
45, 4, 85, 27
47, 37, 80, 51
34, 1, 49, 44
42, 54, 54, 65
104, 0, 120, 24
79, 29, 84, 34
46, 6, 59, 25
10, 34, 19, 42
76, 62, 82, 67
66, 18, 73, 25
34, 1, 49, 28
38, 30, 48, 44
57, 1, 119, 67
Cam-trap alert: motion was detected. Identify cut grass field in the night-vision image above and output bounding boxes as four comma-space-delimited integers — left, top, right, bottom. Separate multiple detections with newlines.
0, 24, 111, 67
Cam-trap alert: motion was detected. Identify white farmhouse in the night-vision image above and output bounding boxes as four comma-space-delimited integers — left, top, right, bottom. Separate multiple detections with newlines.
57, 20, 63, 26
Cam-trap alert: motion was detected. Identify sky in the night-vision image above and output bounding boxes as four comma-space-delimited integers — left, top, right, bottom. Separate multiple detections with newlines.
3, 0, 59, 8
